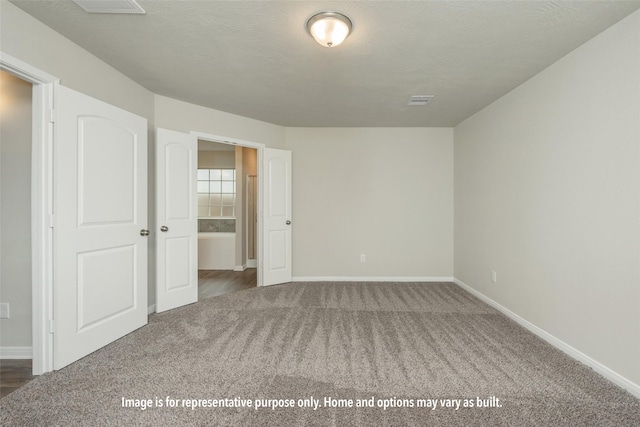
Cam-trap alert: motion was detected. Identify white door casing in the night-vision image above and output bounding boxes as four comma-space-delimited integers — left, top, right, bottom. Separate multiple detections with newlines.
263, 148, 292, 286
1, 52, 58, 374
54, 86, 148, 370
155, 128, 198, 312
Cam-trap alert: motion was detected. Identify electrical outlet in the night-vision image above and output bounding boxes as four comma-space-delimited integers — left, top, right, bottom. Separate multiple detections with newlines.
0, 303, 9, 319
491, 271, 497, 284
360, 254, 366, 263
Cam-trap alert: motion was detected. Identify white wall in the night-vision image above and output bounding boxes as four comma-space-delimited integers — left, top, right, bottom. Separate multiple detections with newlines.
454, 10, 640, 386
155, 95, 285, 149
285, 128, 453, 279
0, 71, 32, 348
0, 1, 153, 119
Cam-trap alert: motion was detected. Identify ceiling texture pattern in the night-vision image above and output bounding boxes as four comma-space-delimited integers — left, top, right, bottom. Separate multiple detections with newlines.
10, 0, 640, 127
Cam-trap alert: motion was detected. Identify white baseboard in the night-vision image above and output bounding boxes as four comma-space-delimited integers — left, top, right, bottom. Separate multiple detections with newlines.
247, 259, 257, 268
292, 276, 454, 282
147, 304, 156, 315
234, 264, 247, 272
0, 346, 32, 359
453, 278, 640, 399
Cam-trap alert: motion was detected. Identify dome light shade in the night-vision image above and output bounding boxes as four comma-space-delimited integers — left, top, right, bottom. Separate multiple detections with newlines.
306, 12, 352, 48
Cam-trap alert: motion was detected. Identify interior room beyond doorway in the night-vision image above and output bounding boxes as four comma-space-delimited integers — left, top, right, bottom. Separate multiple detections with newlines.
0, 70, 33, 361
197, 140, 258, 297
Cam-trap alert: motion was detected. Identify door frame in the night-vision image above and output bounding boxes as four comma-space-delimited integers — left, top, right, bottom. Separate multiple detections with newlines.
0, 53, 272, 373
190, 131, 265, 286
0, 52, 58, 374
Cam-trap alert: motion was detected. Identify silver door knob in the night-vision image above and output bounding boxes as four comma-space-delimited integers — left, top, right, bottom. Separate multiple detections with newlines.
286, 220, 291, 225
160, 225, 169, 232
140, 229, 150, 236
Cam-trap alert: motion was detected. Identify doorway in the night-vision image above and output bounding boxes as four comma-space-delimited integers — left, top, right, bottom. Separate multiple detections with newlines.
0, 70, 33, 361
0, 54, 57, 375
197, 140, 258, 298
1, 55, 291, 374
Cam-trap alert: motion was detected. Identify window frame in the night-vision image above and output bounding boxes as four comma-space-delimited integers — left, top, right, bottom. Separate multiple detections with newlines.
197, 168, 236, 218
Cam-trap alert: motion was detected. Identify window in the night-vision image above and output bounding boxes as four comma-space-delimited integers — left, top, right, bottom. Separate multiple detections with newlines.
197, 169, 236, 218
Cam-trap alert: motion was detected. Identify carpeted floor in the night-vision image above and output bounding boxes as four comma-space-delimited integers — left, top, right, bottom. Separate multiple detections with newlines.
1, 282, 638, 426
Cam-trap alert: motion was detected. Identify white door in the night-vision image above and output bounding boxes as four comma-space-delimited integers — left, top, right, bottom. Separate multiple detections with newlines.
54, 86, 147, 370
155, 128, 198, 312
263, 148, 292, 286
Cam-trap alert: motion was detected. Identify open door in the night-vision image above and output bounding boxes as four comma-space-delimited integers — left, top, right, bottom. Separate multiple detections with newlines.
263, 148, 292, 286
155, 128, 198, 312
54, 86, 148, 370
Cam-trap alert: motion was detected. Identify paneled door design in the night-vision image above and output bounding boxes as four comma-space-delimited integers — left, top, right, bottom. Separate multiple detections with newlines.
263, 148, 292, 286
155, 128, 198, 312
54, 86, 148, 370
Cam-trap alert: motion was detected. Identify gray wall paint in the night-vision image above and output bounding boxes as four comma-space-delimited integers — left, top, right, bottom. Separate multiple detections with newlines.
454, 10, 640, 385
198, 151, 235, 169
0, 2, 154, 119
0, 71, 33, 347
285, 127, 454, 278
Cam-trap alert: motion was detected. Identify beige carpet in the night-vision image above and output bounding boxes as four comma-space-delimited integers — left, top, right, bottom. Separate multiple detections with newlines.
1, 282, 638, 426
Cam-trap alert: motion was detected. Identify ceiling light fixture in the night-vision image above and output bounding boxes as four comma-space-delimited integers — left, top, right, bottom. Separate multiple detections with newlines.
306, 11, 353, 48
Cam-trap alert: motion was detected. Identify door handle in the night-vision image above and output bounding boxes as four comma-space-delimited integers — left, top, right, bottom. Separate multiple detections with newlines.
140, 229, 150, 236
286, 220, 291, 225
160, 225, 169, 232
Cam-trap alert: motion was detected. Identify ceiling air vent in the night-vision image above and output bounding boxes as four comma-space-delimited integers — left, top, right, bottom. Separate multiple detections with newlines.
72, 0, 145, 14
407, 95, 434, 106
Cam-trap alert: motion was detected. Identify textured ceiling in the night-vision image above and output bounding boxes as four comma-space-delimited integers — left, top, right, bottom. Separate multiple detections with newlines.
10, 0, 640, 127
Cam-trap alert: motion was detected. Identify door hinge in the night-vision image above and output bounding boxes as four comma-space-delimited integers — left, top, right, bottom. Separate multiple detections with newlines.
49, 319, 55, 334
49, 214, 55, 228
49, 108, 55, 123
